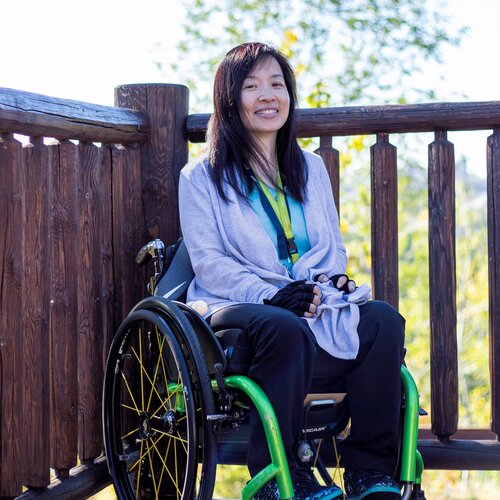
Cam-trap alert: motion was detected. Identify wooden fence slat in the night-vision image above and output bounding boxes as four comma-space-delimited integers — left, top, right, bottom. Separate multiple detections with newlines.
110, 144, 147, 326
99, 146, 114, 371
0, 134, 25, 497
487, 128, 500, 440
428, 130, 458, 440
77, 142, 106, 461
315, 136, 340, 212
370, 133, 399, 308
49, 140, 79, 474
22, 138, 51, 488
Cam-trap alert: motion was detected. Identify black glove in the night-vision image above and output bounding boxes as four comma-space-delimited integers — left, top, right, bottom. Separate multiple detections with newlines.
330, 274, 356, 293
263, 280, 318, 316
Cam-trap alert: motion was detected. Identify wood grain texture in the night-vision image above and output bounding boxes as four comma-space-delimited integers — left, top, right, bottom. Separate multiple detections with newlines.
49, 140, 78, 471
187, 100, 500, 142
315, 136, 340, 213
110, 144, 147, 327
76, 142, 107, 460
22, 139, 51, 487
370, 133, 399, 308
487, 128, 500, 439
115, 84, 189, 245
418, 439, 500, 470
0, 87, 148, 143
218, 437, 500, 470
428, 130, 458, 440
0, 134, 25, 497
98, 146, 114, 371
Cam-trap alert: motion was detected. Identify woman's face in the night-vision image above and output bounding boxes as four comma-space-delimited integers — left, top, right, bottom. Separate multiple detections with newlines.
239, 56, 290, 144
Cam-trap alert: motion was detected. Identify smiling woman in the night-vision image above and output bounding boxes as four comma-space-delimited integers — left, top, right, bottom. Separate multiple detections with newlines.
178, 42, 406, 500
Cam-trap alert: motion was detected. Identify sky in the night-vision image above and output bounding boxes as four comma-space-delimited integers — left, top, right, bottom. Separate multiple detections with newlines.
1, 0, 499, 175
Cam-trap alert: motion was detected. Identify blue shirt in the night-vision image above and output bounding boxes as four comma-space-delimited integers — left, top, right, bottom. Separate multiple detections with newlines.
248, 184, 311, 273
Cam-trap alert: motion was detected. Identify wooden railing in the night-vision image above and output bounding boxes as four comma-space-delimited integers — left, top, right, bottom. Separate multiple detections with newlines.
0, 85, 188, 498
1, 84, 500, 497
189, 104, 500, 464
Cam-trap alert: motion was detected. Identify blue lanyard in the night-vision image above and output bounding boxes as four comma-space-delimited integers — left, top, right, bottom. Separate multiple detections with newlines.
254, 175, 299, 264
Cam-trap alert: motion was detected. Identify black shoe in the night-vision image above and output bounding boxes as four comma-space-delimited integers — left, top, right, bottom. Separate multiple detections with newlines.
253, 469, 343, 499
344, 469, 401, 499
291, 467, 343, 500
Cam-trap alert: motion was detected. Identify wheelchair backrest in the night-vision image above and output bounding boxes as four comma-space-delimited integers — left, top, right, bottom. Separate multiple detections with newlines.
154, 238, 194, 301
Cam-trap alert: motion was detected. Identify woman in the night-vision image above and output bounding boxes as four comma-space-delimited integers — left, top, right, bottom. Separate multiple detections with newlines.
179, 42, 405, 500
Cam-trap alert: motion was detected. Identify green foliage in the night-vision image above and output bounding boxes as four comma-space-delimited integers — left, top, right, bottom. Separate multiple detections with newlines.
159, 0, 466, 111
213, 465, 250, 498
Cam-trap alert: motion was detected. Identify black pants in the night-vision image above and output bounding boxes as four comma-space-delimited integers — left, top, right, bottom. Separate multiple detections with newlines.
208, 300, 405, 477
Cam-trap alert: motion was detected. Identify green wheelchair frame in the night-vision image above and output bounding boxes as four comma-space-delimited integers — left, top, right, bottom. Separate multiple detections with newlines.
102, 239, 425, 499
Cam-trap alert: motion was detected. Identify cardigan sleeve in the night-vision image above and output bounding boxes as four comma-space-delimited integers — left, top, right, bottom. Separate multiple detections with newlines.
178, 164, 279, 304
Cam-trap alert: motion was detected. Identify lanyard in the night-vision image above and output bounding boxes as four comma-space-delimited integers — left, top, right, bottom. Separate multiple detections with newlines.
256, 172, 299, 264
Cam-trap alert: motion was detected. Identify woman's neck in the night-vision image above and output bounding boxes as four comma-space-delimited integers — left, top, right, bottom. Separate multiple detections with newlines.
251, 135, 278, 186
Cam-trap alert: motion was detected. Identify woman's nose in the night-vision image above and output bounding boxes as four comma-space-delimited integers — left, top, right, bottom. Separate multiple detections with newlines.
259, 85, 276, 101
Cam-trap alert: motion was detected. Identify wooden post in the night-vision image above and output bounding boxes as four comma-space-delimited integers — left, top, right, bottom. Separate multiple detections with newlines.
428, 130, 458, 441
114, 84, 189, 243
370, 133, 399, 308
487, 128, 500, 440
315, 136, 340, 213
112, 84, 189, 326
0, 134, 25, 497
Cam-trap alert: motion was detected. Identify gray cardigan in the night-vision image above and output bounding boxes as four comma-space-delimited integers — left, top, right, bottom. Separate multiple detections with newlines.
178, 149, 370, 359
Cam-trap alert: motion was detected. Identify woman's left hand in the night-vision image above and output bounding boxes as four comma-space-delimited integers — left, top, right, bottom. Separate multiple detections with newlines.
315, 273, 356, 293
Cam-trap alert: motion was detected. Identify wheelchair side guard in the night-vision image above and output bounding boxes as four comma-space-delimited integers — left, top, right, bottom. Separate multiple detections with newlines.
212, 375, 294, 500
130, 295, 228, 375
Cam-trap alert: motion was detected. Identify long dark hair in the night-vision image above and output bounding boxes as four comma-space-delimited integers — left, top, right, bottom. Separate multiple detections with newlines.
207, 42, 307, 203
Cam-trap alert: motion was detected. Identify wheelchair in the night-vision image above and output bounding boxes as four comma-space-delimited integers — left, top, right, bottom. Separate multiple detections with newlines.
102, 239, 425, 499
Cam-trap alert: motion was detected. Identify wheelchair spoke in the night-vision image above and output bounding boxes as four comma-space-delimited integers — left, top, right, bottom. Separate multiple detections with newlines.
138, 327, 145, 411
130, 345, 170, 415
134, 441, 144, 499
146, 329, 166, 411
120, 372, 141, 415
149, 432, 183, 497
145, 440, 160, 498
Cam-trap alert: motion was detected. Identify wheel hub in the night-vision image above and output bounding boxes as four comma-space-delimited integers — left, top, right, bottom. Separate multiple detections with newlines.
163, 409, 177, 435
138, 412, 152, 440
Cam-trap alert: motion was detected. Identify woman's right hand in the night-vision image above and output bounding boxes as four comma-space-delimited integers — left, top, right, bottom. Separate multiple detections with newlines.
264, 280, 321, 317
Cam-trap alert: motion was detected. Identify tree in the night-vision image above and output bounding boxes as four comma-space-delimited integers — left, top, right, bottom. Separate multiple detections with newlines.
157, 0, 466, 111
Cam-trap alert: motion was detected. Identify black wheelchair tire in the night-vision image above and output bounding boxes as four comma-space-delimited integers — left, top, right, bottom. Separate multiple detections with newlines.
103, 303, 216, 499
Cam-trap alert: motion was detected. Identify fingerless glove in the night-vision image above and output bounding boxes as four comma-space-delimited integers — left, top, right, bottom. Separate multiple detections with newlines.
263, 280, 317, 316
330, 274, 356, 293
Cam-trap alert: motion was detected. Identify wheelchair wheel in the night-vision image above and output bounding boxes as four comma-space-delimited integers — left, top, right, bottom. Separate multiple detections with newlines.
103, 304, 216, 499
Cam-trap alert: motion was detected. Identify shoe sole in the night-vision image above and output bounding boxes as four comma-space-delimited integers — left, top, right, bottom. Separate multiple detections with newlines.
322, 490, 344, 500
